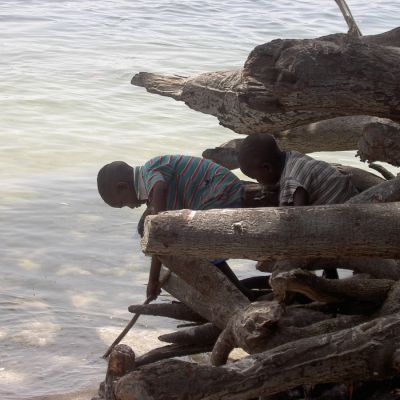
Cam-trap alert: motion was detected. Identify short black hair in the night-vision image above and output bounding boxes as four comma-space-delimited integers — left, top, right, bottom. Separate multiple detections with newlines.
97, 161, 131, 203
238, 133, 282, 167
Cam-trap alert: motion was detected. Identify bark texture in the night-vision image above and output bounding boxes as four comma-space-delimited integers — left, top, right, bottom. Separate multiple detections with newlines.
358, 120, 400, 166
115, 314, 400, 400
142, 203, 400, 260
132, 28, 400, 138
202, 116, 390, 165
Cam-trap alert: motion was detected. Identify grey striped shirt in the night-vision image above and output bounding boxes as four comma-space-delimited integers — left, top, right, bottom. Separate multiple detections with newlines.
279, 151, 358, 206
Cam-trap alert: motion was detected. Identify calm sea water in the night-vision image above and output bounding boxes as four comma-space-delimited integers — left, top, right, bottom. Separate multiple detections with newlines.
1, 1, 399, 398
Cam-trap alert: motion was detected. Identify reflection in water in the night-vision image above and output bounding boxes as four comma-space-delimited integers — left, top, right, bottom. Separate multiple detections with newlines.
1, 0, 399, 398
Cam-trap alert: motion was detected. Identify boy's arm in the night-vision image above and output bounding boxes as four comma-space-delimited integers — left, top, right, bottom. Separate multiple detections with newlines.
146, 181, 168, 299
293, 187, 309, 206
147, 256, 162, 299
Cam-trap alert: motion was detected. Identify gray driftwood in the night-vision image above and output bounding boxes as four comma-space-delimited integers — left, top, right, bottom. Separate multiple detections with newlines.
115, 314, 400, 400
158, 260, 249, 329
347, 176, 400, 204
142, 203, 400, 260
132, 28, 400, 138
202, 116, 390, 167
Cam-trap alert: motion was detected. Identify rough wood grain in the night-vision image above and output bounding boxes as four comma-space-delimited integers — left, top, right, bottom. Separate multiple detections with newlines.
142, 203, 400, 260
132, 28, 400, 137
347, 176, 400, 203
115, 314, 400, 400
158, 258, 249, 329
358, 120, 400, 166
202, 116, 389, 165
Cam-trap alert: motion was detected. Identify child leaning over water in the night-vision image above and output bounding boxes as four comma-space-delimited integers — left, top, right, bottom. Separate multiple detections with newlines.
97, 155, 258, 300
238, 133, 359, 279
238, 133, 358, 207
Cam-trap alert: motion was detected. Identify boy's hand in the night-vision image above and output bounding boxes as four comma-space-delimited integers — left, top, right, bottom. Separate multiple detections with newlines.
147, 279, 161, 300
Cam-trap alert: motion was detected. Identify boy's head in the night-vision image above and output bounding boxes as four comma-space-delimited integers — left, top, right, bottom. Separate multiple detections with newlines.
238, 133, 284, 185
97, 161, 143, 208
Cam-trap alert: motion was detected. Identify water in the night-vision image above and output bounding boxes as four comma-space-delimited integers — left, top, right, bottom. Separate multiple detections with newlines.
1, 0, 399, 398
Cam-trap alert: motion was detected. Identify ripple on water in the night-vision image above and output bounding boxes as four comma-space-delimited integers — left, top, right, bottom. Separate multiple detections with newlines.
1, 0, 399, 398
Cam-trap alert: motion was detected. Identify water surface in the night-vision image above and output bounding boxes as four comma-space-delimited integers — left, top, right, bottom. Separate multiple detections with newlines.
1, 1, 399, 398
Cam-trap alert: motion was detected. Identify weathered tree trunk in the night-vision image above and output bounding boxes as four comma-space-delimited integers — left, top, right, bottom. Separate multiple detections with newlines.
142, 203, 400, 260
202, 116, 392, 165
347, 176, 400, 203
158, 258, 249, 329
132, 28, 400, 139
114, 314, 400, 400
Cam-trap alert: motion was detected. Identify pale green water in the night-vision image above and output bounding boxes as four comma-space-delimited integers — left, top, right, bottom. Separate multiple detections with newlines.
0, 1, 399, 398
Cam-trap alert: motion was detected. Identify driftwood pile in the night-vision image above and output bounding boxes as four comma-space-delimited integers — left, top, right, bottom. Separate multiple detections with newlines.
93, 10, 400, 400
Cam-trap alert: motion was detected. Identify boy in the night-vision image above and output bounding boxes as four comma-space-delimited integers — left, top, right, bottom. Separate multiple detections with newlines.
238, 133, 358, 206
97, 155, 256, 300
238, 133, 358, 281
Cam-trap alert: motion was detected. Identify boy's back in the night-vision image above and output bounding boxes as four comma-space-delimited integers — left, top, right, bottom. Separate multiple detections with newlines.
143, 155, 243, 210
279, 151, 358, 206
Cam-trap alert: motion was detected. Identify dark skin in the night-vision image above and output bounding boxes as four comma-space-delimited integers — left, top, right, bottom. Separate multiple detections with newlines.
102, 168, 167, 299
103, 167, 258, 300
239, 153, 310, 207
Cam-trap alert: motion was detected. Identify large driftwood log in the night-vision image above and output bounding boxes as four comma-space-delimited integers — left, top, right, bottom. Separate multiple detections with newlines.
115, 314, 400, 400
142, 203, 400, 260
132, 28, 400, 140
202, 116, 392, 165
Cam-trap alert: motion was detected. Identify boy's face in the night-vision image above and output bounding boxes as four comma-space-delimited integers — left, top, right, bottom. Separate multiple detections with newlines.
240, 158, 279, 186
105, 182, 143, 209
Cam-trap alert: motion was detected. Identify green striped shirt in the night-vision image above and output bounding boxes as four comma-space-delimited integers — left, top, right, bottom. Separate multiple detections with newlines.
142, 155, 243, 210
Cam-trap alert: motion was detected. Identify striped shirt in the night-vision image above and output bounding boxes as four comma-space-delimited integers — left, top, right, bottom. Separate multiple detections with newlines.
142, 155, 243, 210
279, 151, 358, 206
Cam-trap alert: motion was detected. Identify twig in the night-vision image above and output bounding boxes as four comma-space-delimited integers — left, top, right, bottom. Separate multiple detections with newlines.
334, 0, 362, 37
102, 270, 171, 359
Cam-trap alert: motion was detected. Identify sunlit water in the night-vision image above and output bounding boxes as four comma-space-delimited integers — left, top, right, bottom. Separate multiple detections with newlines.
1, 1, 399, 398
